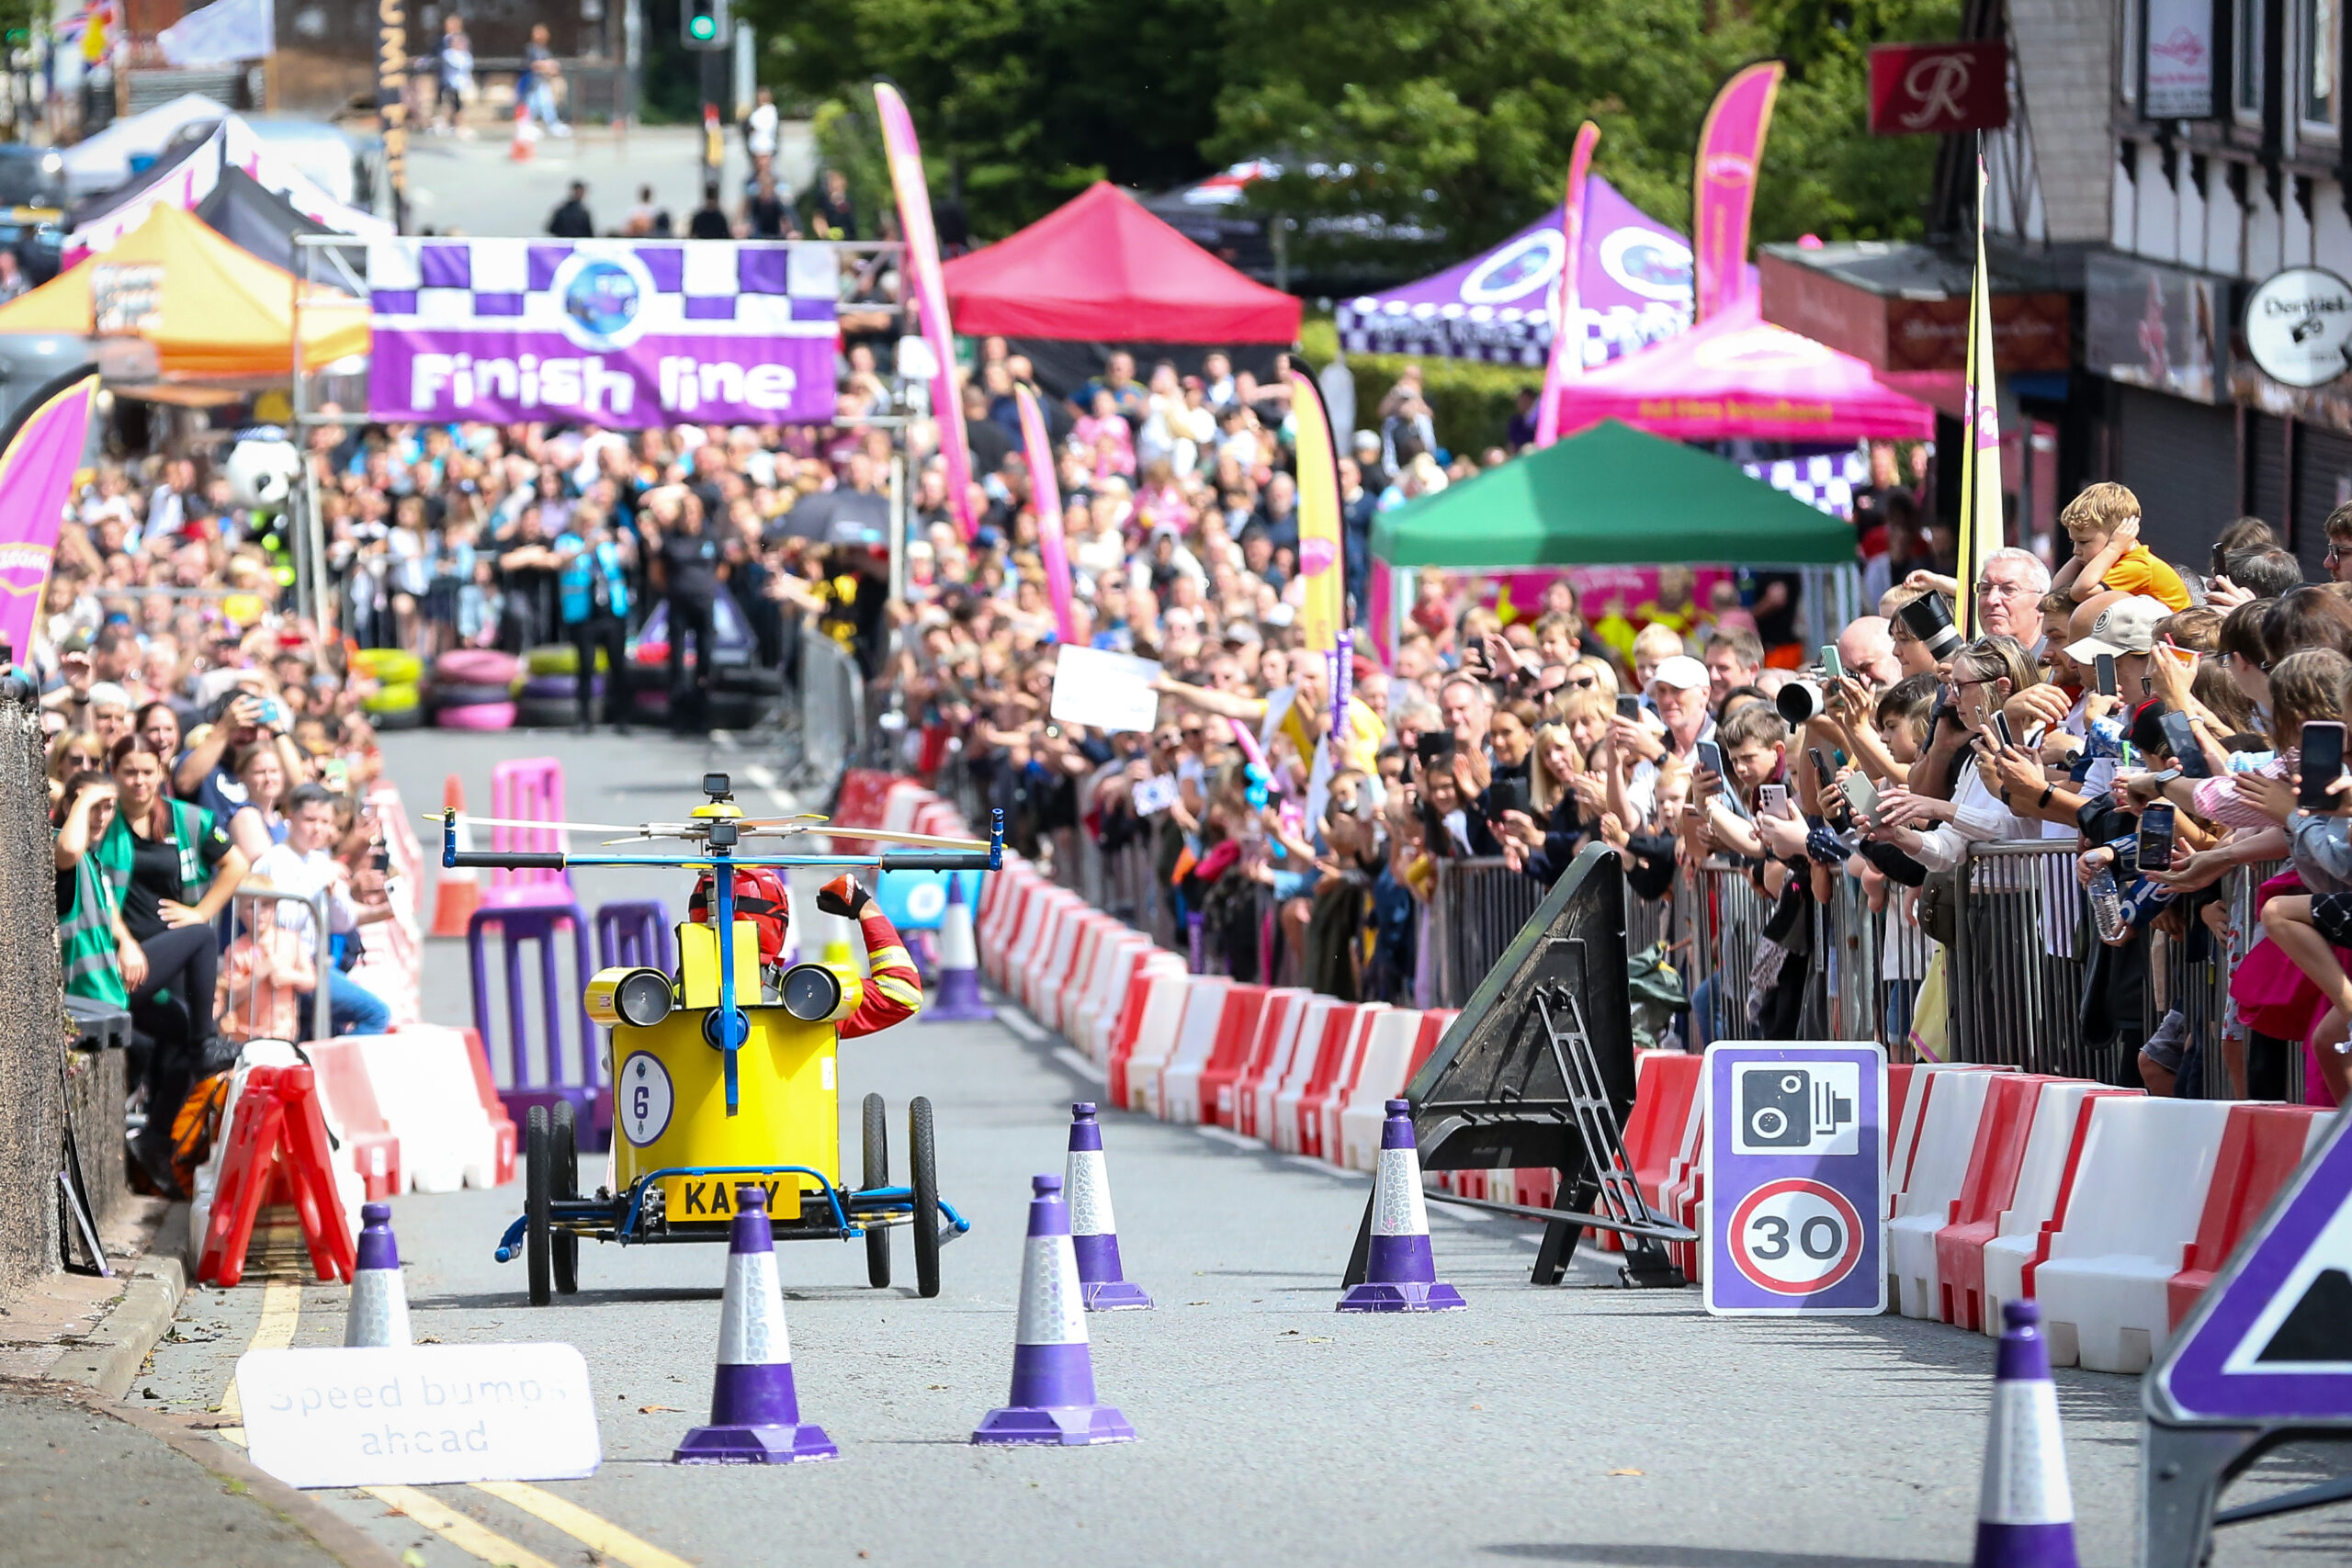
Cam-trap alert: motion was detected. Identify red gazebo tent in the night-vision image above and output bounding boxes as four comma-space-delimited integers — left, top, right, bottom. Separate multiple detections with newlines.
942, 182, 1302, 343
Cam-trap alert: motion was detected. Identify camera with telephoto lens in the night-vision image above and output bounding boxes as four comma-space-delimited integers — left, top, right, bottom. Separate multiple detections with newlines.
1741, 1067, 1855, 1149
1776, 677, 1827, 726
1895, 593, 1962, 661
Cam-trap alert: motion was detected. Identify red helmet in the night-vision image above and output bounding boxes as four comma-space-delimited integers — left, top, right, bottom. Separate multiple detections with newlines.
688, 866, 790, 965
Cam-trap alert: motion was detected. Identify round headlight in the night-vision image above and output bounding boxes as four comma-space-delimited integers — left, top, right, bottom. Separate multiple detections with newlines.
615, 968, 674, 1028
780, 963, 843, 1022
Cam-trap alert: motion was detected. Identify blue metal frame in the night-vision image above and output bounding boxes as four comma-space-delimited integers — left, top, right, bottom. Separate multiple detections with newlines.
454, 792, 1001, 1271
440, 805, 1005, 1121
492, 1169, 972, 1261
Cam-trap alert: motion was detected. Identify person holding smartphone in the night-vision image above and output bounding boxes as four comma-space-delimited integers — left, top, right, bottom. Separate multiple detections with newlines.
1863, 638, 2050, 867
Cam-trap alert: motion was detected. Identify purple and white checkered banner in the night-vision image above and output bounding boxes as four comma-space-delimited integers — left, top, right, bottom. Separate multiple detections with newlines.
366, 238, 839, 429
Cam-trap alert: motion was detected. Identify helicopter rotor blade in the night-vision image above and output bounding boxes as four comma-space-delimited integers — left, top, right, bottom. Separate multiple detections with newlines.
423, 811, 646, 835
742, 825, 987, 852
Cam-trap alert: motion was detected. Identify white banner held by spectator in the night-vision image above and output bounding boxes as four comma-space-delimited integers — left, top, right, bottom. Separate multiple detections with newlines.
1132, 774, 1181, 815
1050, 647, 1162, 734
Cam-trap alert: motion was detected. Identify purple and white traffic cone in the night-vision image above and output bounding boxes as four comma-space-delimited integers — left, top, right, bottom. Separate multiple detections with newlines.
344, 1202, 412, 1348
1337, 1100, 1465, 1313
673, 1184, 840, 1464
972, 1175, 1137, 1446
925, 876, 993, 1023
1066, 1104, 1151, 1311
1972, 1299, 2078, 1568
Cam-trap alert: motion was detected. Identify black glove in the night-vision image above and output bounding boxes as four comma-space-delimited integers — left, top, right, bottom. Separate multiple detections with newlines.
817, 874, 871, 918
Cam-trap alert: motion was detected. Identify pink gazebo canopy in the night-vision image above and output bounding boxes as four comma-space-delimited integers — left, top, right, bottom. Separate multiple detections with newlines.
1550, 298, 1933, 443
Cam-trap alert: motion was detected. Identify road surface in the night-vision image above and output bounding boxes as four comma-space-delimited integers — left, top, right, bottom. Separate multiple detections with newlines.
119, 725, 2352, 1567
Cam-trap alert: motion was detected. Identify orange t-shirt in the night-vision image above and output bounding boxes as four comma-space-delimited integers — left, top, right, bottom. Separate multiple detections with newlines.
2096, 544, 2192, 611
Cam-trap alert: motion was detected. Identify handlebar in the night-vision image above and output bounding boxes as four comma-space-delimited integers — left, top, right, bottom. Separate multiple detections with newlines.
441, 808, 1006, 875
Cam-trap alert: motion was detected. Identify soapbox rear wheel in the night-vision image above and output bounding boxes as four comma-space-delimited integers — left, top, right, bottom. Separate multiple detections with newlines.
862, 1092, 891, 1289
525, 1104, 552, 1307
910, 1096, 940, 1300
552, 1100, 580, 1296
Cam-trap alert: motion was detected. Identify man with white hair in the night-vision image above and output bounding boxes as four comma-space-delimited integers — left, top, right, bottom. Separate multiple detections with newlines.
1905, 547, 2052, 649
1976, 547, 2052, 647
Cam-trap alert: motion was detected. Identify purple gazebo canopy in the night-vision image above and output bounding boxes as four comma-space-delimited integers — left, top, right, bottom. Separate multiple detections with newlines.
1335, 177, 1695, 367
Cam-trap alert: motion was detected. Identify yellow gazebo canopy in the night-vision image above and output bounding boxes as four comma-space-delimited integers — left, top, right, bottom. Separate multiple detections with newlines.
0, 201, 368, 380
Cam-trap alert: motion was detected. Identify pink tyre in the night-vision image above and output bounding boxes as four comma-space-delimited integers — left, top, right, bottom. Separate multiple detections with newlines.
434, 701, 516, 730
434, 649, 521, 687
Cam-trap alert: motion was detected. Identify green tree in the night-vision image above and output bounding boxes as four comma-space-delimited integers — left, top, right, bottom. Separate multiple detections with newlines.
744, 0, 1227, 237
1211, 0, 1958, 265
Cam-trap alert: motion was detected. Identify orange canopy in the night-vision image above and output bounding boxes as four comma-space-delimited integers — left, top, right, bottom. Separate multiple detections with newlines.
0, 200, 368, 380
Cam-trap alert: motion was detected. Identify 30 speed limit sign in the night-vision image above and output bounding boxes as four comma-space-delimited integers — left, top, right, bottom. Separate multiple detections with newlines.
1703, 1043, 1886, 1315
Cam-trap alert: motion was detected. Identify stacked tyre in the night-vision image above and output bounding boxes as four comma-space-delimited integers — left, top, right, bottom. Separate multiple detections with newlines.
354, 649, 424, 731
707, 661, 781, 732
517, 645, 602, 728
429, 649, 519, 730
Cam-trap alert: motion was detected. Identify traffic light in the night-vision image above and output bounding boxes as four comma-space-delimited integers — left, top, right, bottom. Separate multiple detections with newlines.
682, 0, 730, 49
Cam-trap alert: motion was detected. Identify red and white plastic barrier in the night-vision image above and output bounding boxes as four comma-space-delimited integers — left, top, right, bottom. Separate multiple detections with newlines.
1158, 985, 1267, 1125
828, 770, 2349, 1379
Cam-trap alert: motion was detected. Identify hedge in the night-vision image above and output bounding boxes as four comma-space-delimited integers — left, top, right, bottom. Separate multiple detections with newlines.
1295, 316, 1544, 463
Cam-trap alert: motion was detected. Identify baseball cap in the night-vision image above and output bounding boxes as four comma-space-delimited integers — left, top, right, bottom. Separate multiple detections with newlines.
2064, 594, 2170, 661
1650, 655, 1709, 692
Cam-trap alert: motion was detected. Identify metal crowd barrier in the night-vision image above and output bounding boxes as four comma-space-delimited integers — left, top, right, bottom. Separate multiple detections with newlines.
1427, 858, 1547, 1008
225, 886, 333, 1044
1946, 839, 2094, 1077
785, 625, 866, 797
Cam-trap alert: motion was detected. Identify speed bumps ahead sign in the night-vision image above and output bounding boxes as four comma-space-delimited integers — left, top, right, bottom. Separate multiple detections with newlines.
238, 1343, 600, 1488
1702, 1043, 1887, 1316
2144, 1110, 2352, 1568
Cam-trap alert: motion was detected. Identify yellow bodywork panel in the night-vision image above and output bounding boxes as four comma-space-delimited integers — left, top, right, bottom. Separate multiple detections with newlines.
676, 919, 760, 1010
608, 1001, 842, 1224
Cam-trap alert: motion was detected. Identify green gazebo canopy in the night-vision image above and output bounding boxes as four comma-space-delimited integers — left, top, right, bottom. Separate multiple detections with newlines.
1369, 420, 1860, 570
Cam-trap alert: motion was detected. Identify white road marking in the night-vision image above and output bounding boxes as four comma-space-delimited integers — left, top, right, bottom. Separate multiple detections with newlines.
1284, 1156, 1369, 1180
1194, 1126, 1262, 1150
1052, 1047, 1108, 1086
994, 1007, 1047, 1042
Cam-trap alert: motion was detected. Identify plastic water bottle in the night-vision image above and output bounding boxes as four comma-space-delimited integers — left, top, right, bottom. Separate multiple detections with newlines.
2089, 868, 2126, 942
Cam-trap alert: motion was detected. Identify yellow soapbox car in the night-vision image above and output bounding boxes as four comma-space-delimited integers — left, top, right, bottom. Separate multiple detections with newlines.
442, 773, 1001, 1305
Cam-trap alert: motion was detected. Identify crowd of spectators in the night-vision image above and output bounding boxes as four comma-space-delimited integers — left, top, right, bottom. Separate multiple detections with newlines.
888, 359, 2352, 1113
40, 261, 2352, 1205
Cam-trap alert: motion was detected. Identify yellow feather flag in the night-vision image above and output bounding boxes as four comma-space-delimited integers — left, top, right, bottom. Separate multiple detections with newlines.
1956, 155, 2004, 640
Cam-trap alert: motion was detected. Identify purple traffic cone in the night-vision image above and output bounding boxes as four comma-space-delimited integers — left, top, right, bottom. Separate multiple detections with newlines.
344, 1203, 412, 1348
1066, 1104, 1151, 1311
925, 876, 993, 1022
972, 1175, 1136, 1446
1972, 1299, 2077, 1568
673, 1184, 840, 1464
1338, 1100, 1465, 1313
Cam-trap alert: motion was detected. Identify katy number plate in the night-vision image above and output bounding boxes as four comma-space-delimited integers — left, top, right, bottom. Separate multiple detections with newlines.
659, 1173, 817, 1223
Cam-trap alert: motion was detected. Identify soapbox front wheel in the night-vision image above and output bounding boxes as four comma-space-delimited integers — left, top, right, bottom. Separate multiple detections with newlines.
525, 1105, 552, 1307
552, 1100, 580, 1296
910, 1096, 940, 1300
862, 1092, 891, 1289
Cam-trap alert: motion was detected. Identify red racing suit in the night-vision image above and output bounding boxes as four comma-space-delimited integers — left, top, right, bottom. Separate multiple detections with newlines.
840, 901, 922, 1039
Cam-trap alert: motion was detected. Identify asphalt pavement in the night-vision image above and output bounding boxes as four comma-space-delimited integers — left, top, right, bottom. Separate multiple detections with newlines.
111, 723, 2352, 1566
399, 121, 813, 240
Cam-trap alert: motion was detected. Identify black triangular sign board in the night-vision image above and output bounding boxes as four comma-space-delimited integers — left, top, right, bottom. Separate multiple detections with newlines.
2258, 1268, 2352, 1363
1403, 842, 1636, 1173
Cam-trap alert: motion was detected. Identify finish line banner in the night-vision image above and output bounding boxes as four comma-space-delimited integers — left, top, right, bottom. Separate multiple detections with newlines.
367, 238, 839, 428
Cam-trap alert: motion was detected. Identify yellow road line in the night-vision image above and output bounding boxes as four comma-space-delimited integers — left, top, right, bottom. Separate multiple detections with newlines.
217, 1279, 304, 1421
472, 1481, 697, 1568
205, 1272, 693, 1568
366, 1484, 563, 1568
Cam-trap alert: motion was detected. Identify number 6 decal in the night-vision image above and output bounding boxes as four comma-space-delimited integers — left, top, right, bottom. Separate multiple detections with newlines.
619, 1051, 674, 1145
